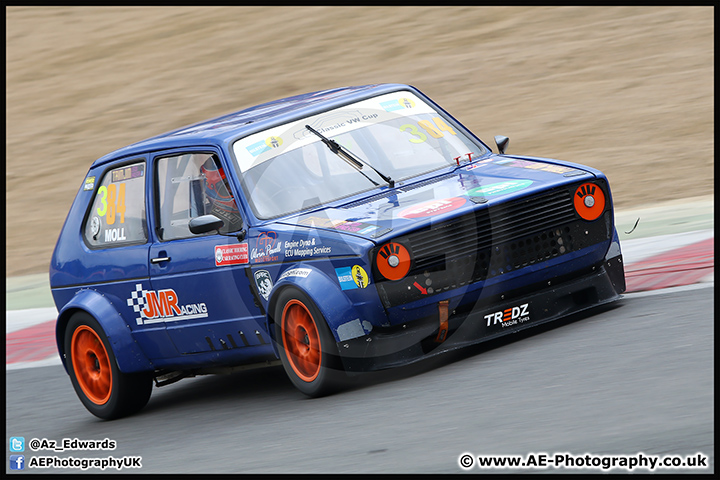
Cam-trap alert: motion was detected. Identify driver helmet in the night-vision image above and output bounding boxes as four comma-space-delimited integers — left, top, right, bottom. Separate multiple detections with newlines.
201, 157, 237, 213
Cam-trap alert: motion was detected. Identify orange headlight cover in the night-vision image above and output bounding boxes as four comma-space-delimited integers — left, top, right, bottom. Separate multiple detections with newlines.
574, 183, 606, 221
376, 242, 411, 281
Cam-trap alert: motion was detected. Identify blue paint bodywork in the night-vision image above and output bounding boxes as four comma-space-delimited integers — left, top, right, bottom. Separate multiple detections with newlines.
50, 83, 625, 377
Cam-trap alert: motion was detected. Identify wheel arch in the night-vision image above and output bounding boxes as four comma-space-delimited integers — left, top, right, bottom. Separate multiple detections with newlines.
266, 265, 364, 350
56, 289, 153, 374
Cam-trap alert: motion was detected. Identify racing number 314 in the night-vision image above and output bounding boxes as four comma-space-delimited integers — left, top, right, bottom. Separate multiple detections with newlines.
400, 117, 457, 144
96, 183, 126, 225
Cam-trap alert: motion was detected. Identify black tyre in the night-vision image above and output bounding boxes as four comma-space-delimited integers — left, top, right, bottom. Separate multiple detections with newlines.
64, 312, 153, 420
274, 288, 346, 397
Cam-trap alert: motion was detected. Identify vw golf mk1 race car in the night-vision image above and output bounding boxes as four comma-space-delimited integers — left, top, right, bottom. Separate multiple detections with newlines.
50, 83, 625, 419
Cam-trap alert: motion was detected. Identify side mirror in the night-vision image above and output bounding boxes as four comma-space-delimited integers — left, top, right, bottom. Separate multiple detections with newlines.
189, 214, 225, 235
494, 135, 509, 154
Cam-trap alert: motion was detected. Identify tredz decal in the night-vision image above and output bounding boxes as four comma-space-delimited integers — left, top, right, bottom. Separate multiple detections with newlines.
484, 303, 530, 328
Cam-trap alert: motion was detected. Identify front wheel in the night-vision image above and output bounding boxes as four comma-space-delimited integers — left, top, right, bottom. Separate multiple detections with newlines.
64, 312, 153, 420
274, 289, 346, 397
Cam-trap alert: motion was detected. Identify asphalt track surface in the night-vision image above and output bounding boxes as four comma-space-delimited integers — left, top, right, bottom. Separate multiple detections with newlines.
5, 284, 714, 474
5, 200, 714, 473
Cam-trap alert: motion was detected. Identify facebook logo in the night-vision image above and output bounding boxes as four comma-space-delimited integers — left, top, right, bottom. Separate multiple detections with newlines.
9, 455, 25, 470
10, 436, 25, 452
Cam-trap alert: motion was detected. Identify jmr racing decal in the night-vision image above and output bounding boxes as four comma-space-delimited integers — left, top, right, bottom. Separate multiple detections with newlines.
485, 303, 530, 328
128, 284, 208, 325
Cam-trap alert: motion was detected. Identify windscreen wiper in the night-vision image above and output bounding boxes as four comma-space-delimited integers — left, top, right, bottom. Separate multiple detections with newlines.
305, 125, 394, 188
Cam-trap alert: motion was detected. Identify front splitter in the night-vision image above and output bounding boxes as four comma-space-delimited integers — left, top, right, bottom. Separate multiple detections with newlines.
337, 255, 625, 372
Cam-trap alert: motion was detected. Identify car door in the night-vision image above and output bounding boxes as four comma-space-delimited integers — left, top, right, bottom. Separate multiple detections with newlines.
147, 149, 269, 355
75, 156, 183, 361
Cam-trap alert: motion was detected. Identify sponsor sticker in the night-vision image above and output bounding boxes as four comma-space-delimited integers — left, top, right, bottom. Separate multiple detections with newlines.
111, 164, 145, 182
215, 243, 249, 266
494, 158, 579, 175
284, 237, 332, 258
467, 179, 533, 197
399, 197, 466, 219
246, 136, 283, 157
278, 267, 312, 281
253, 269, 273, 301
251, 231, 282, 263
83, 176, 96, 191
380, 97, 416, 111
297, 216, 392, 238
484, 303, 530, 328
127, 284, 209, 325
336, 265, 370, 290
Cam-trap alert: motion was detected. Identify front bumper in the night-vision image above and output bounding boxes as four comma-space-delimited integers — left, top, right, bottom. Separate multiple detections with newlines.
337, 252, 625, 372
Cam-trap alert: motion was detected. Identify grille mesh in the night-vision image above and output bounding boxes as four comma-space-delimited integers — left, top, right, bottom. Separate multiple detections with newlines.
374, 182, 612, 308
405, 189, 575, 275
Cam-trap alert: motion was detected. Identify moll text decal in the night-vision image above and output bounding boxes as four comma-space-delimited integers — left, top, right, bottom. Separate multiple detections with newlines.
127, 284, 209, 325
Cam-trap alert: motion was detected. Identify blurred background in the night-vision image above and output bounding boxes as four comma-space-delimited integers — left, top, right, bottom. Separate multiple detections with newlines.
6, 6, 713, 277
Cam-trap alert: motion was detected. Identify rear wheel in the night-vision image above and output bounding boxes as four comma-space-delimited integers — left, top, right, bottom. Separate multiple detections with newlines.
274, 289, 345, 397
64, 312, 152, 420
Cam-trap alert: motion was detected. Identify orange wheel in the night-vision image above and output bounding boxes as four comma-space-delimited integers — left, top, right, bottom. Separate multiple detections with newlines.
274, 289, 346, 397
282, 299, 322, 382
71, 325, 113, 405
64, 312, 153, 420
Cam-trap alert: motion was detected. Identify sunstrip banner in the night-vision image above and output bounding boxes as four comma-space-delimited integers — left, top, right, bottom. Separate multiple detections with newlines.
233, 91, 436, 173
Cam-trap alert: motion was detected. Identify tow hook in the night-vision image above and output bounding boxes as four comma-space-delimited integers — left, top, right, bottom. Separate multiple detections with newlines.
435, 300, 449, 343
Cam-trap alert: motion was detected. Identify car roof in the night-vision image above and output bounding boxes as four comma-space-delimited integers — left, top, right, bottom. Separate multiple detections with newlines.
91, 83, 415, 167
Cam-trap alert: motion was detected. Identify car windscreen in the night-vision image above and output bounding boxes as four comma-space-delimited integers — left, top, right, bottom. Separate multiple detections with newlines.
232, 91, 487, 219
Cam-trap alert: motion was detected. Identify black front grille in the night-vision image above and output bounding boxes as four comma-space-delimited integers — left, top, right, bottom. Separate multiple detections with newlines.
374, 183, 611, 308
405, 189, 575, 271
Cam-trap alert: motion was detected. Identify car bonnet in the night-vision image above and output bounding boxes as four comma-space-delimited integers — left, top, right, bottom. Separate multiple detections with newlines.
275, 154, 597, 241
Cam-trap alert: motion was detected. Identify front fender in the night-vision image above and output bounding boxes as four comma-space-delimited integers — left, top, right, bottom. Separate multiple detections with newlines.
267, 264, 369, 346
56, 289, 153, 374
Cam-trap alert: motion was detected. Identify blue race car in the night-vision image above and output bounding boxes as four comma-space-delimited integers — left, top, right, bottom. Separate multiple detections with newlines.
50, 84, 626, 419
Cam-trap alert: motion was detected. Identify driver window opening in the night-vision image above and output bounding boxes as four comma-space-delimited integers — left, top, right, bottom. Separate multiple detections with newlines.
156, 153, 243, 241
